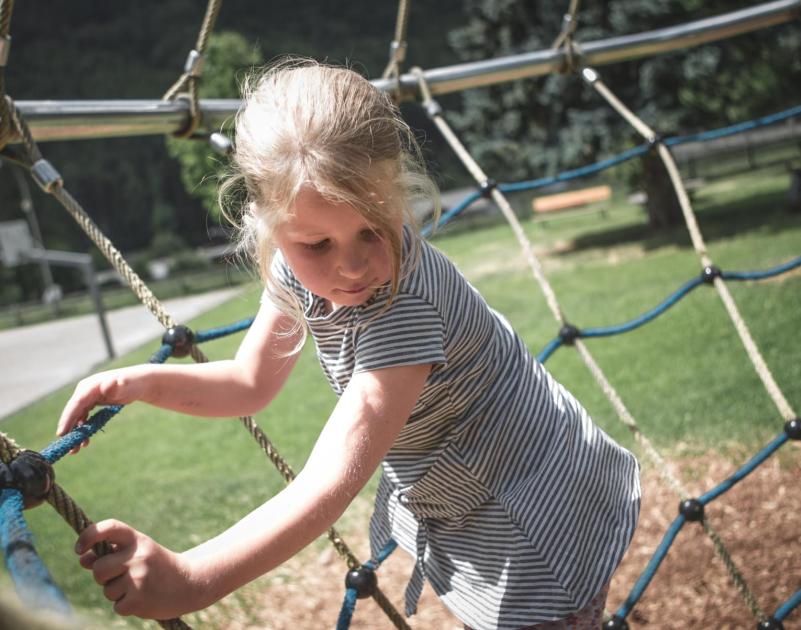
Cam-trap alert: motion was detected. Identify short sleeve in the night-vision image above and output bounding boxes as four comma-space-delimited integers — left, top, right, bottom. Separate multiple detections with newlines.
353, 293, 447, 373
261, 249, 307, 308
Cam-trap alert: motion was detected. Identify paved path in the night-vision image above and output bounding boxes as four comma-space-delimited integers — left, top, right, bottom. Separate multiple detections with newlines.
0, 287, 246, 419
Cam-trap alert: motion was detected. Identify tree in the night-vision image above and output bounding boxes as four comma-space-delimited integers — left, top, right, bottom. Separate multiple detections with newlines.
446, 0, 801, 228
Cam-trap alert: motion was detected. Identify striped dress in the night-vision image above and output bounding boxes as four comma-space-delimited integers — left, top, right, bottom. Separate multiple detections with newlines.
269, 226, 641, 630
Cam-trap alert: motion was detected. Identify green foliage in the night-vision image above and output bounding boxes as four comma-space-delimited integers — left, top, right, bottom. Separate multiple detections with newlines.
166, 32, 264, 221
447, 1, 801, 185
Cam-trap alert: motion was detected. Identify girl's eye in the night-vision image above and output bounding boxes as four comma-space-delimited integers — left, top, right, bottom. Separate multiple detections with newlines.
302, 239, 329, 251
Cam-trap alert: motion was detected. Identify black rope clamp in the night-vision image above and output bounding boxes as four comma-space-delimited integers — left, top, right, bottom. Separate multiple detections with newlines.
679, 498, 704, 522
700, 265, 722, 284
183, 49, 205, 78
31, 160, 63, 194
162, 324, 195, 358
757, 619, 785, 630
0, 451, 55, 509
424, 99, 442, 119
603, 616, 630, 630
479, 179, 497, 199
647, 132, 664, 149
0, 35, 10, 68
345, 566, 377, 599
784, 418, 801, 440
558, 323, 581, 345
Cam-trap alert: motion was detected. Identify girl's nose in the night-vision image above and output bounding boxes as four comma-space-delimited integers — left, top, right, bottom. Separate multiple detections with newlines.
337, 245, 368, 279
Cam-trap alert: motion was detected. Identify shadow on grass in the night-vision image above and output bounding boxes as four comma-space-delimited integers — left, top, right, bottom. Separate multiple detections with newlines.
555, 188, 800, 256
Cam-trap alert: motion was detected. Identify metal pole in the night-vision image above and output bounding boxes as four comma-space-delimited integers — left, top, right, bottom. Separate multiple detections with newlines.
80, 258, 115, 360
8, 0, 800, 143
6, 163, 61, 314
22, 249, 116, 360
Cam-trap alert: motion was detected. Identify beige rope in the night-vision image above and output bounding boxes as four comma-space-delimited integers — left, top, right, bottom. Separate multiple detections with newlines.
382, 0, 411, 81
583, 66, 796, 422
412, 67, 565, 325
578, 64, 780, 623
412, 64, 778, 624
551, 0, 582, 50
162, 0, 223, 138
0, 0, 15, 147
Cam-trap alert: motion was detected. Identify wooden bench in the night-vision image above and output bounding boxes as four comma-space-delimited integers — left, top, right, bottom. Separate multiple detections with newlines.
532, 184, 611, 224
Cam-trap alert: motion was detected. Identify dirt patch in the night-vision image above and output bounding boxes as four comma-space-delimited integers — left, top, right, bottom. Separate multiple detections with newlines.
196, 447, 801, 629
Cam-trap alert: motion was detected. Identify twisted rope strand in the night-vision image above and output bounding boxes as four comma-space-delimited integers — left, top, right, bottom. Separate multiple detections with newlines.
581, 64, 781, 623
586, 69, 795, 422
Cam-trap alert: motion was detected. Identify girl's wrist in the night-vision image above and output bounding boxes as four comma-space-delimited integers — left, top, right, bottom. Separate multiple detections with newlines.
179, 550, 231, 611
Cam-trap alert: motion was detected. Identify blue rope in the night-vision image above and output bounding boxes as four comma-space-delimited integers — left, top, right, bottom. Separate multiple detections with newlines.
581, 277, 703, 339
335, 539, 398, 630
722, 255, 801, 281
335, 588, 359, 630
194, 318, 254, 343
665, 104, 801, 148
697, 432, 788, 505
426, 103, 801, 234
616, 515, 687, 619
536, 337, 564, 364
0, 490, 72, 616
536, 256, 800, 362
775, 588, 801, 622
41, 405, 123, 464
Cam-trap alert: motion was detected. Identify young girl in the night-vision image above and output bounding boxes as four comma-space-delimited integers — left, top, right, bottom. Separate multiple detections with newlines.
57, 59, 640, 630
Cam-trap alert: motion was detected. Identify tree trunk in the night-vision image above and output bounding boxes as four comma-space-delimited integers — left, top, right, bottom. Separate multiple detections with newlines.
641, 151, 683, 229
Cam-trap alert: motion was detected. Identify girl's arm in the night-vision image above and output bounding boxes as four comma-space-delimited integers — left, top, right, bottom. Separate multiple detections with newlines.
74, 362, 430, 620
56, 301, 302, 438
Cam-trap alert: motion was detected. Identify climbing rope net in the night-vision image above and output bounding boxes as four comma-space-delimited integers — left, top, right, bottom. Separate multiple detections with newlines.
0, 0, 799, 629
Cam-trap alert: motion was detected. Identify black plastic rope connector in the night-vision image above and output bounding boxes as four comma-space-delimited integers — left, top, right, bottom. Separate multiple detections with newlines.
31, 160, 63, 194
424, 99, 442, 119
757, 619, 785, 630
603, 616, 630, 630
679, 498, 704, 522
479, 179, 497, 199
701, 265, 722, 284
345, 566, 377, 599
646, 132, 663, 149
162, 325, 195, 358
183, 49, 205, 78
784, 418, 801, 440
558, 323, 581, 345
0, 35, 10, 68
0, 451, 55, 509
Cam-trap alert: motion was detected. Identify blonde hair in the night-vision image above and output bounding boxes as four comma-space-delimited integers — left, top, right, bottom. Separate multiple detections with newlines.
220, 58, 439, 339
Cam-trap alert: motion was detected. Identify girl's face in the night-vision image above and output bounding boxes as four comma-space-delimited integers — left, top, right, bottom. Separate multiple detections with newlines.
275, 187, 399, 310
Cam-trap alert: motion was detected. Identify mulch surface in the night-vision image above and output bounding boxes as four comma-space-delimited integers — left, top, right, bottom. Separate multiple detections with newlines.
198, 446, 801, 629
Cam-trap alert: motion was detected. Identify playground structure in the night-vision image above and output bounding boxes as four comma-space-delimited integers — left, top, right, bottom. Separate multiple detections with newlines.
1, 1, 800, 629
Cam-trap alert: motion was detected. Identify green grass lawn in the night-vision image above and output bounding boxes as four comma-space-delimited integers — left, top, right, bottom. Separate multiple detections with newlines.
1, 165, 800, 626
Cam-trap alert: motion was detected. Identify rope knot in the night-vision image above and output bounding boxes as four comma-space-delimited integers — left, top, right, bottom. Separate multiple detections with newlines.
0, 450, 55, 509
162, 325, 195, 358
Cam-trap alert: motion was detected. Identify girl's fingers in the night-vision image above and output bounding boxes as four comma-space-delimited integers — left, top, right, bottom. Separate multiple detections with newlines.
78, 550, 98, 570
91, 547, 134, 586
76, 520, 137, 557
103, 574, 129, 603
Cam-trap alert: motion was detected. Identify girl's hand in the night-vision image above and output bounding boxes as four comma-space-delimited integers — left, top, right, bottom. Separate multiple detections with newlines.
76, 520, 203, 620
56, 368, 149, 452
